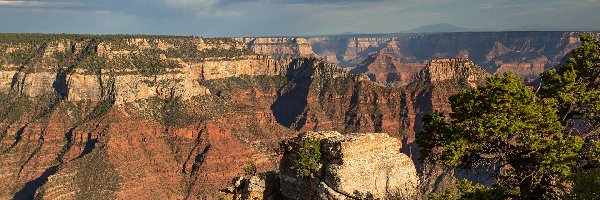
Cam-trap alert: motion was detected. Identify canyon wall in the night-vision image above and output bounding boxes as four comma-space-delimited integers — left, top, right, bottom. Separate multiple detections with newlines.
0, 35, 294, 199
240, 32, 599, 85
0, 36, 286, 104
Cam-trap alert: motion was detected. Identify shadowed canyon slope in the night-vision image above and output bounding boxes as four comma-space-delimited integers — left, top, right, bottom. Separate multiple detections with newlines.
0, 32, 593, 199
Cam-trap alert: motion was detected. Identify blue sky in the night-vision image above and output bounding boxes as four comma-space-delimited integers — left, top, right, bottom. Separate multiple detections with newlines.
0, 0, 599, 36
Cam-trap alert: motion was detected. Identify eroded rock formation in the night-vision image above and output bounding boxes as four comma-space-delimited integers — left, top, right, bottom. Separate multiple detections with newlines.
222, 131, 418, 200
240, 32, 597, 85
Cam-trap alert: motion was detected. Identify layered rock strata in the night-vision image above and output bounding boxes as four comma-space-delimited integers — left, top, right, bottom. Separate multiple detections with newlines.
240, 32, 598, 84
0, 36, 285, 104
234, 37, 315, 59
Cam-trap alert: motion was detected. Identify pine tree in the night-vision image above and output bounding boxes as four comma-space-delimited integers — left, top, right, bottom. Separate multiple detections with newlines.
417, 35, 600, 199
418, 72, 583, 199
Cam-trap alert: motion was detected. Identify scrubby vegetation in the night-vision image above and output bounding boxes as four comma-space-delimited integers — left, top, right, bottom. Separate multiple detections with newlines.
201, 37, 239, 45
160, 96, 194, 129
133, 96, 197, 129
0, 92, 33, 123
243, 162, 257, 176
4, 46, 40, 66
112, 52, 182, 76
429, 179, 492, 200
0, 33, 256, 72
71, 145, 122, 200
0, 91, 62, 123
190, 75, 289, 123
86, 99, 114, 122
80, 54, 108, 75
295, 137, 321, 177
204, 75, 288, 94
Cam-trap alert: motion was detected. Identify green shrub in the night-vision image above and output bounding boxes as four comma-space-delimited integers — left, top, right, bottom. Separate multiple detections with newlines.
430, 179, 493, 200
295, 137, 321, 177
243, 162, 257, 176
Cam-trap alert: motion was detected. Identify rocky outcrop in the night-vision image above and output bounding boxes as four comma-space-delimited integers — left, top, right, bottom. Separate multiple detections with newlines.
66, 68, 212, 104
4, 33, 597, 95
221, 172, 281, 200
494, 56, 547, 83
269, 57, 417, 139
0, 37, 422, 198
199, 55, 283, 80
421, 58, 487, 88
409, 58, 489, 126
279, 131, 418, 200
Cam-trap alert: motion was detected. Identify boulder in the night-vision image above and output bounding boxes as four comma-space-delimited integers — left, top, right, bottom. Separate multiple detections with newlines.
279, 131, 419, 200
220, 172, 281, 200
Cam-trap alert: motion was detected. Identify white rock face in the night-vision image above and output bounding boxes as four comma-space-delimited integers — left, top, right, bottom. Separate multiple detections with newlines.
0, 69, 18, 93
279, 131, 419, 200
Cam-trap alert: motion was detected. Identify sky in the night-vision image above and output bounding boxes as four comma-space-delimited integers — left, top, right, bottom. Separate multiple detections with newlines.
0, 0, 599, 37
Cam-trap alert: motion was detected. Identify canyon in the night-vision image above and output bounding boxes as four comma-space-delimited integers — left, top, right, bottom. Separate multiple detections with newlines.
0, 32, 595, 199
239, 31, 595, 85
